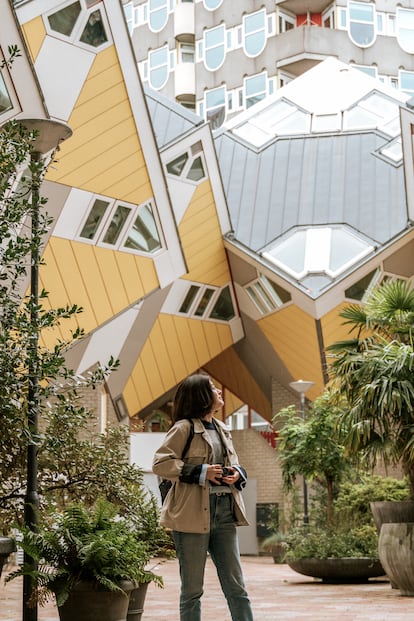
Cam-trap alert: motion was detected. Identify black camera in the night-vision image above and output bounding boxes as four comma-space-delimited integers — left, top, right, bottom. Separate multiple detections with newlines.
221, 467, 232, 477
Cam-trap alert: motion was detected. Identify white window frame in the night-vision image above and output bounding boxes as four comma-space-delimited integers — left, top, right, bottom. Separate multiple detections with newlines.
77, 196, 164, 255
203, 24, 226, 71
277, 10, 295, 34
203, 0, 223, 11
243, 9, 267, 58
178, 283, 236, 323
44, 0, 112, 52
0, 60, 20, 122
177, 42, 195, 63
244, 72, 268, 109
165, 143, 207, 185
148, 0, 169, 33
245, 274, 291, 316
204, 85, 227, 128
148, 45, 169, 90
396, 7, 414, 54
347, 1, 376, 48
399, 69, 414, 96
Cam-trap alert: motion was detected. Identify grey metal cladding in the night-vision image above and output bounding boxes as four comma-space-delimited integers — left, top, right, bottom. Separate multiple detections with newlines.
215, 131, 407, 252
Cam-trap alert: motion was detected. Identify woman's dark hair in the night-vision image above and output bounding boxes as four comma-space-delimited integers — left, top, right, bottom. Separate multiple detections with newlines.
173, 374, 214, 422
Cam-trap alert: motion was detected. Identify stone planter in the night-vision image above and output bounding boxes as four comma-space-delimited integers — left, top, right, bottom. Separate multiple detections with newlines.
370, 501, 414, 533
287, 558, 386, 583
127, 582, 149, 621
57, 580, 134, 621
378, 522, 414, 596
0, 537, 16, 578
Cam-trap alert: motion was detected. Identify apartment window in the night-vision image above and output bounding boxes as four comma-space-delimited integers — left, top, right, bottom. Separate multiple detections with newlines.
203, 0, 223, 10
243, 9, 266, 57
178, 42, 195, 63
178, 284, 235, 322
278, 11, 295, 33
352, 64, 377, 79
322, 6, 335, 29
123, 2, 134, 34
45, 0, 110, 50
149, 46, 169, 89
246, 275, 291, 315
396, 8, 414, 54
204, 86, 226, 128
244, 72, 267, 109
203, 24, 226, 70
166, 142, 206, 183
78, 197, 162, 254
149, 0, 168, 33
400, 70, 414, 96
348, 1, 376, 47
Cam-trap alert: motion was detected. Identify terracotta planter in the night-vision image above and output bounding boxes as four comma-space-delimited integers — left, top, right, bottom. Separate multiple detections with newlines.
378, 522, 414, 596
57, 580, 134, 621
0, 537, 16, 578
287, 557, 385, 583
127, 582, 149, 621
370, 501, 414, 533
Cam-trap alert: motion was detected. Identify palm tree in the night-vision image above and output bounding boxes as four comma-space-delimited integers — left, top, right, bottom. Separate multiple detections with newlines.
328, 279, 414, 499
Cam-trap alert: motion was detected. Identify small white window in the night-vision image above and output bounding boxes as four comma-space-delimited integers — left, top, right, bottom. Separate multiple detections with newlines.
243, 9, 266, 57
178, 42, 195, 63
399, 70, 414, 96
396, 8, 414, 54
149, 46, 169, 89
348, 1, 376, 47
45, 0, 111, 51
166, 143, 207, 183
203, 24, 226, 70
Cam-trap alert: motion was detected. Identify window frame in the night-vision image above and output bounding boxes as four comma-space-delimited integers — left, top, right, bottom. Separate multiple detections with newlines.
165, 142, 207, 185
148, 45, 170, 90
177, 282, 236, 323
0, 59, 19, 122
347, 1, 377, 48
396, 7, 414, 54
203, 24, 226, 71
148, 0, 169, 33
243, 8, 267, 58
77, 196, 164, 256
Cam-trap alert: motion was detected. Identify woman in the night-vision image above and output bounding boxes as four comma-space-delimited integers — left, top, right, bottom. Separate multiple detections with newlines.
152, 373, 254, 621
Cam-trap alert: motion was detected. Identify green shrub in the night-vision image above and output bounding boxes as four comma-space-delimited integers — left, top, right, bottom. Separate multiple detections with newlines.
284, 524, 378, 560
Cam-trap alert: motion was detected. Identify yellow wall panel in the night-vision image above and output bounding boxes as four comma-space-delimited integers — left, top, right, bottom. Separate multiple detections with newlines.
179, 182, 230, 286
92, 247, 129, 314
70, 244, 113, 325
321, 302, 356, 350
45, 46, 152, 202
114, 252, 159, 304
157, 315, 189, 380
21, 16, 46, 62
258, 306, 324, 400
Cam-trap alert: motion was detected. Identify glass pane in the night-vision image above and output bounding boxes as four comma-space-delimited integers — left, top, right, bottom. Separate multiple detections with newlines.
245, 27, 265, 55
350, 2, 374, 22
268, 231, 306, 274
124, 204, 161, 252
400, 71, 414, 94
204, 0, 222, 9
245, 11, 265, 34
206, 87, 225, 108
48, 2, 81, 36
246, 285, 268, 314
0, 74, 12, 114
209, 286, 235, 321
398, 9, 414, 53
179, 285, 200, 313
345, 269, 377, 301
245, 73, 266, 97
150, 0, 168, 31
80, 9, 108, 47
205, 25, 225, 48
102, 205, 130, 245
207, 106, 225, 129
330, 229, 370, 272
149, 48, 168, 89
261, 275, 291, 304
194, 288, 215, 316
205, 46, 225, 71
349, 22, 374, 45
187, 156, 205, 181
167, 152, 189, 176
80, 199, 109, 240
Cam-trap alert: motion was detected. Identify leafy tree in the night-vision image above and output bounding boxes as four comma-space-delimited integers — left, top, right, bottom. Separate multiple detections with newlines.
328, 279, 414, 499
0, 118, 170, 555
273, 390, 352, 526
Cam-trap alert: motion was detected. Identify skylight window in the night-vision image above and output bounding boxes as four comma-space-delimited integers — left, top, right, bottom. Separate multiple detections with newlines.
343, 91, 400, 136
262, 226, 374, 294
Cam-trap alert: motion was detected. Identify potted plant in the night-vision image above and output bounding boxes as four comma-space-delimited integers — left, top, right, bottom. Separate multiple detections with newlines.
6, 497, 162, 621
328, 279, 414, 594
273, 392, 388, 582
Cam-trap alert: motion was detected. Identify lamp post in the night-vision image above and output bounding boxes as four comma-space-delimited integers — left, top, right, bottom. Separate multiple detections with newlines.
18, 119, 72, 621
289, 379, 314, 526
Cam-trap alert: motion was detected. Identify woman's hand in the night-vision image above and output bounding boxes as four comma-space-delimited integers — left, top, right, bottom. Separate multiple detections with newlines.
206, 465, 240, 485
222, 467, 240, 485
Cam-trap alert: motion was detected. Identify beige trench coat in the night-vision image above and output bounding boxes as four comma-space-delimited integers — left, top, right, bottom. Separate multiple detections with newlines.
152, 417, 249, 533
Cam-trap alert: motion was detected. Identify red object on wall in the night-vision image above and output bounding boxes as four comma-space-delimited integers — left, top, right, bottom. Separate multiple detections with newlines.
297, 13, 322, 27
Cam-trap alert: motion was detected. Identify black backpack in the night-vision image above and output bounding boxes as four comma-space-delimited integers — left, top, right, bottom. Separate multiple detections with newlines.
159, 419, 194, 503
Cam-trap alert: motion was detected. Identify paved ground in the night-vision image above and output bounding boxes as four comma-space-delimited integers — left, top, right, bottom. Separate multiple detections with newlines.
1, 555, 414, 620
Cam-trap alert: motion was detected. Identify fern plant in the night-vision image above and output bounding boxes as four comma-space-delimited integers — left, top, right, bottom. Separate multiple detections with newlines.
7, 498, 162, 606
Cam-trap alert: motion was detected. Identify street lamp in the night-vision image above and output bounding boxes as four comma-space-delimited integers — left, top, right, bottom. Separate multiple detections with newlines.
18, 118, 72, 621
289, 379, 314, 526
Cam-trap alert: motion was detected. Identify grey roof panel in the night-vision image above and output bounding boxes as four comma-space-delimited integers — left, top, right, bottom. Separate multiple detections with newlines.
216, 131, 407, 252
144, 85, 203, 149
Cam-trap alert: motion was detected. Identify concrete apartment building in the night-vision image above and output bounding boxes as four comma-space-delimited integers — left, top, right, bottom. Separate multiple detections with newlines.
123, 0, 414, 127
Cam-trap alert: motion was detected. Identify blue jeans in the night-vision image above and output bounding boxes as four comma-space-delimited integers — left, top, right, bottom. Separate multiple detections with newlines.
173, 494, 254, 621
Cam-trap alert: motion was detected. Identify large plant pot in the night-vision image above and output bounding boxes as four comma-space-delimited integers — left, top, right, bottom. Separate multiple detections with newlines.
127, 582, 149, 621
287, 558, 385, 583
370, 501, 414, 532
0, 537, 16, 578
57, 580, 134, 621
378, 522, 414, 596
